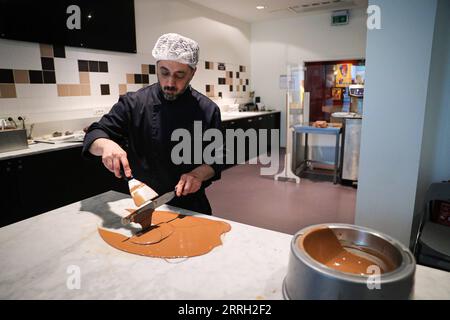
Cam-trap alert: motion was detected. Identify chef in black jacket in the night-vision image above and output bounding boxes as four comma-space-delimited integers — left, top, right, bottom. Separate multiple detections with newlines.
82, 33, 222, 214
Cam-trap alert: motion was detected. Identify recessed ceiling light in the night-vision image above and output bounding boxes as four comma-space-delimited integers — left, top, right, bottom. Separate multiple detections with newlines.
256, 5, 266, 10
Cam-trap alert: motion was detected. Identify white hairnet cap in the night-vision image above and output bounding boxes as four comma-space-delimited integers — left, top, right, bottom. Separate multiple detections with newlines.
152, 33, 199, 68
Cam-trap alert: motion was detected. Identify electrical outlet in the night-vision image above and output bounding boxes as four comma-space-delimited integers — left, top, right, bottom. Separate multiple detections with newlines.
93, 107, 106, 116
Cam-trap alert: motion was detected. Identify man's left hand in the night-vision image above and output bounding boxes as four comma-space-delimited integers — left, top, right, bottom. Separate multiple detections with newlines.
175, 165, 215, 196
176, 172, 202, 196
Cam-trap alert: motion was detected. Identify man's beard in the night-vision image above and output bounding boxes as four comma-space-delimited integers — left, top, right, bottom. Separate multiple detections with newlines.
159, 81, 190, 101
163, 88, 180, 101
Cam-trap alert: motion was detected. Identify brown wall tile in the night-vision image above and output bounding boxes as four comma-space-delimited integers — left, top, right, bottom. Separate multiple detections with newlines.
141, 64, 149, 74
126, 74, 135, 84
0, 84, 17, 98
41, 57, 55, 71
88, 61, 99, 72
0, 69, 14, 83
43, 71, 56, 84
57, 84, 70, 96
79, 72, 90, 84
78, 60, 89, 72
29, 70, 43, 83
100, 84, 110, 95
134, 74, 142, 84
53, 45, 66, 58
80, 85, 91, 96
119, 84, 127, 95
99, 61, 108, 73
14, 70, 29, 83
40, 44, 53, 57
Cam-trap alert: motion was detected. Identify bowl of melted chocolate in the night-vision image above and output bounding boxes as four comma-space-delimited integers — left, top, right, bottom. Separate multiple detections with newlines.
283, 224, 416, 299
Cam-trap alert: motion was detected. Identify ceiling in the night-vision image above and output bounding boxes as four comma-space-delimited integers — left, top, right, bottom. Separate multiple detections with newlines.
187, 0, 368, 23
189, 0, 368, 23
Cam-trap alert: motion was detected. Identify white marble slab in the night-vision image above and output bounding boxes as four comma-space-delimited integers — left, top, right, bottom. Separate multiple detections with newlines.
0, 191, 290, 300
0, 191, 448, 300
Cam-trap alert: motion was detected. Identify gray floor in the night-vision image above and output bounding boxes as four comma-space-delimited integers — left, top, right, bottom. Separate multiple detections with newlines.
206, 150, 357, 235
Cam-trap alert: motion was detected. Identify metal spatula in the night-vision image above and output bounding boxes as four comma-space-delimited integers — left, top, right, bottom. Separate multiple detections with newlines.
121, 189, 176, 225
120, 168, 159, 207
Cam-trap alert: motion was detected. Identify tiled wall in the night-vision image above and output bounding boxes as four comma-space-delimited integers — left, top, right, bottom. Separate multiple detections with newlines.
0, 39, 251, 123
202, 62, 249, 98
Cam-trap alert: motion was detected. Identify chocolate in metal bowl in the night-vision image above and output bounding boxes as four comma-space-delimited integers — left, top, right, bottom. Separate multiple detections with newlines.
283, 224, 416, 300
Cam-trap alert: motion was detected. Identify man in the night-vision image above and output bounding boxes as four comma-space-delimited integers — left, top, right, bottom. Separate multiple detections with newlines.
82, 33, 222, 214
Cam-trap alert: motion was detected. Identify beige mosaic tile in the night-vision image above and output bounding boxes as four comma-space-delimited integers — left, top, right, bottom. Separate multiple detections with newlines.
119, 84, 127, 95
126, 74, 135, 84
57, 84, 69, 97
39, 44, 53, 57
13, 70, 29, 83
0, 84, 17, 98
79, 72, 90, 84
68, 84, 81, 96
80, 84, 91, 96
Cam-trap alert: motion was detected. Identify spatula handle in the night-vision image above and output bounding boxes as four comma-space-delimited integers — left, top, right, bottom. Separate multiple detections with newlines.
119, 167, 133, 181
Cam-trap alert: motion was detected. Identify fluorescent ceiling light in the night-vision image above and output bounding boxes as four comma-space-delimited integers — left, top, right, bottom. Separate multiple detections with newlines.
256, 5, 266, 10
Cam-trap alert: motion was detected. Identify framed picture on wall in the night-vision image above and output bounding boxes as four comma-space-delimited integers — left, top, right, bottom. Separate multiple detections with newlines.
332, 87, 342, 101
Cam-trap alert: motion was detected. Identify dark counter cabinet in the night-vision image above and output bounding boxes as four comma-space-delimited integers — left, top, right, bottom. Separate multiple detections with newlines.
221, 112, 280, 167
0, 147, 128, 228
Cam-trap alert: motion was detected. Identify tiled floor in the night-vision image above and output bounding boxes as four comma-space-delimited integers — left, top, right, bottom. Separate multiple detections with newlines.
206, 150, 357, 235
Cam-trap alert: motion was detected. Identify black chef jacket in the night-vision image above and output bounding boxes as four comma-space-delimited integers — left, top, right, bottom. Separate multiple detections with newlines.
82, 83, 222, 215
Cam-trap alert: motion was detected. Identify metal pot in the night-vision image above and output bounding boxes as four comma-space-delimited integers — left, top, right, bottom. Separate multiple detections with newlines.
283, 224, 416, 300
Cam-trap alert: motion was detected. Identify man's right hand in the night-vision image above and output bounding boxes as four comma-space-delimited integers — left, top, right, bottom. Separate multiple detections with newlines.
89, 138, 132, 179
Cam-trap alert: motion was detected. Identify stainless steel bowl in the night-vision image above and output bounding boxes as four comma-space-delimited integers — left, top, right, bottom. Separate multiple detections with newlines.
283, 224, 416, 300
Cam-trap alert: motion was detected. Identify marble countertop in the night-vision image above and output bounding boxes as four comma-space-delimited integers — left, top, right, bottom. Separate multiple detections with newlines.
0, 191, 448, 300
221, 110, 280, 121
0, 141, 83, 161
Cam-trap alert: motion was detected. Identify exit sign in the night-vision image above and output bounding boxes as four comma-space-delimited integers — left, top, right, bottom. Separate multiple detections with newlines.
332, 10, 349, 26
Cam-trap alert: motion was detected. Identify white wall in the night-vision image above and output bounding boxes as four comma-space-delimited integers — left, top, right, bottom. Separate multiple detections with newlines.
411, 0, 450, 245
136, 0, 250, 65
135, 0, 251, 105
0, 0, 251, 126
355, 0, 438, 246
250, 8, 367, 146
